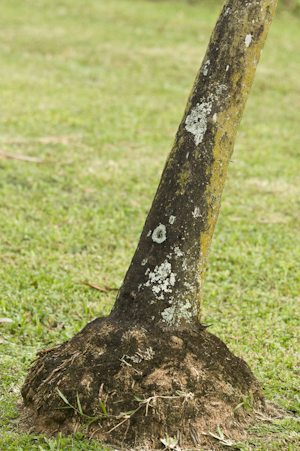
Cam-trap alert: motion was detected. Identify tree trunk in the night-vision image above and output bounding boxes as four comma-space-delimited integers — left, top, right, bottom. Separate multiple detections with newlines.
21, 1, 278, 447
111, 0, 277, 328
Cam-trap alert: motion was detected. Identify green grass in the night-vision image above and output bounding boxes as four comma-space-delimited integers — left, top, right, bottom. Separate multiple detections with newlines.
0, 0, 299, 449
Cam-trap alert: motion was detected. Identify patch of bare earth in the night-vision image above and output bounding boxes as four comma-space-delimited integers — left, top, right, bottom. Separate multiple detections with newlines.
20, 316, 280, 449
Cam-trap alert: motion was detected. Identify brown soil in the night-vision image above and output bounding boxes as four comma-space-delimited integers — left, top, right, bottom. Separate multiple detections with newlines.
21, 316, 277, 449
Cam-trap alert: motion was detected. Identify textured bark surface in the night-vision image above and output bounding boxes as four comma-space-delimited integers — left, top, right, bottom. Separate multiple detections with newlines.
21, 0, 278, 447
112, 0, 278, 328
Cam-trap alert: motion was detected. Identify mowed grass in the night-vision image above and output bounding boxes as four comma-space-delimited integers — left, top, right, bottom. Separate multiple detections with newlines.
0, 0, 299, 449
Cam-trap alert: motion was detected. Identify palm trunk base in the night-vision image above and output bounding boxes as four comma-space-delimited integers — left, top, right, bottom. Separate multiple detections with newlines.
21, 316, 271, 448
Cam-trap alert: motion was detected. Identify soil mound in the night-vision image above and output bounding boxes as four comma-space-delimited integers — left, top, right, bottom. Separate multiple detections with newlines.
21, 316, 269, 448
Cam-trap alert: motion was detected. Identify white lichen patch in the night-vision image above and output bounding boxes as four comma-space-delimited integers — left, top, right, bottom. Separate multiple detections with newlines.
152, 224, 167, 243
145, 260, 176, 297
174, 246, 184, 257
226, 65, 229, 71
180, 299, 193, 315
141, 258, 148, 266
182, 259, 188, 271
216, 83, 227, 95
183, 281, 194, 290
213, 113, 217, 122
192, 206, 202, 218
161, 305, 176, 326
161, 299, 195, 327
147, 230, 152, 237
169, 215, 176, 225
185, 101, 212, 146
203, 59, 210, 76
245, 34, 252, 47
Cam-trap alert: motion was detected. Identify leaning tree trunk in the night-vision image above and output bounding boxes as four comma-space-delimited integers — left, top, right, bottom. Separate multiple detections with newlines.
112, 0, 276, 329
21, 1, 278, 448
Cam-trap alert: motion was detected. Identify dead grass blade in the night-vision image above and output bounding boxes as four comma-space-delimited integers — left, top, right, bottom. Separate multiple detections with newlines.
0, 151, 52, 163
36, 137, 88, 148
229, 216, 286, 224
76, 281, 119, 292
2, 136, 88, 148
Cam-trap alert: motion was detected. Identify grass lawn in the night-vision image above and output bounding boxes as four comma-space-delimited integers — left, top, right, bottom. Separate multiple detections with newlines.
0, 0, 299, 449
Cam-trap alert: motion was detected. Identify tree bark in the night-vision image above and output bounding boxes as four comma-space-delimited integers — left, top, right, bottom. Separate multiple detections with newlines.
112, 0, 278, 328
